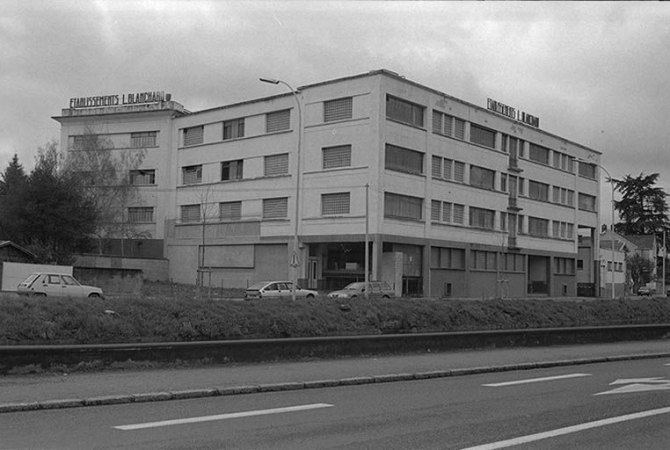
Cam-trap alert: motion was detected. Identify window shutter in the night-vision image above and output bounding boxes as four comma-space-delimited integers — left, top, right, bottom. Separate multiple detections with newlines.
454, 118, 465, 140
324, 97, 352, 122
220, 201, 242, 221
431, 200, 441, 221
431, 156, 442, 178
184, 126, 203, 146
454, 161, 465, 182
323, 145, 352, 169
266, 110, 291, 133
264, 154, 289, 176
263, 197, 288, 219
321, 193, 350, 215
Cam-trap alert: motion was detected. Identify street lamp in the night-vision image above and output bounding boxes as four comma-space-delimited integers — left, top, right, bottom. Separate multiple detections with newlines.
579, 159, 615, 299
260, 77, 303, 301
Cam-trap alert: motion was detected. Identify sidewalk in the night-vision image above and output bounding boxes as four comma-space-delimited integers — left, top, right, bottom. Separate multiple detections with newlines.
1, 340, 669, 413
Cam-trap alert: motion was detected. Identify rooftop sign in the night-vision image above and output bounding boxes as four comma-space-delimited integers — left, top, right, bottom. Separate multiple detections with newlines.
487, 98, 539, 128
69, 91, 171, 109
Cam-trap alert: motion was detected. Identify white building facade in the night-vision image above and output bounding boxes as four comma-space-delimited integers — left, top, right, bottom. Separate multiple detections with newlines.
54, 70, 602, 297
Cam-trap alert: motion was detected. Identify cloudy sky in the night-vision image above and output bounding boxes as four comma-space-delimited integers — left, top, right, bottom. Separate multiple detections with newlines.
2, 1, 669, 214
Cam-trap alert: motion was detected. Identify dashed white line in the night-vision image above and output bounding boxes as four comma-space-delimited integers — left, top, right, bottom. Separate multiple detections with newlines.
483, 373, 591, 387
114, 403, 334, 430
459, 406, 670, 450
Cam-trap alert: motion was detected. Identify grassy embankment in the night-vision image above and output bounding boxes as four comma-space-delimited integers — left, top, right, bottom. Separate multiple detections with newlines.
1, 282, 670, 346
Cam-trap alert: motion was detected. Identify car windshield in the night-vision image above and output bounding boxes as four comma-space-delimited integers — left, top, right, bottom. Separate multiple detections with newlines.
21, 273, 41, 285
343, 282, 364, 290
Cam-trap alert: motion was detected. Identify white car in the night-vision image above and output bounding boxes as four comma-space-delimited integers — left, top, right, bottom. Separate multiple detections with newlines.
245, 281, 318, 300
327, 281, 395, 299
17, 273, 104, 299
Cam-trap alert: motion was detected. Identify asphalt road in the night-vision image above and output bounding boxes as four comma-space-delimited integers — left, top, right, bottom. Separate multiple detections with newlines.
2, 358, 670, 449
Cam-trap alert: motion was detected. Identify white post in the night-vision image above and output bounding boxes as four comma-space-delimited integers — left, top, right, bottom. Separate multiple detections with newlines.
364, 183, 370, 300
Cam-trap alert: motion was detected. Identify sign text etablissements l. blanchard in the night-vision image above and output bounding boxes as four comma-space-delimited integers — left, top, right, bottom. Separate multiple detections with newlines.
69, 91, 171, 109
487, 98, 540, 128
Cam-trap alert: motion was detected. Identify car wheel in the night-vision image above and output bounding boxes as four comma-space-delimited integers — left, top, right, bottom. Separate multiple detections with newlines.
33, 292, 47, 298
382, 295, 390, 299
306, 294, 315, 299
350, 295, 357, 299
88, 293, 101, 299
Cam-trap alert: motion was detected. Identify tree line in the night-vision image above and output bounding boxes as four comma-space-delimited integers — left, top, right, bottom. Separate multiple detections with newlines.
0, 132, 145, 264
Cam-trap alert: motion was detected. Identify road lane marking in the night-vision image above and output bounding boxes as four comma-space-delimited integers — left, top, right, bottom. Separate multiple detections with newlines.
482, 373, 591, 387
596, 377, 670, 395
114, 403, 334, 431
459, 406, 670, 450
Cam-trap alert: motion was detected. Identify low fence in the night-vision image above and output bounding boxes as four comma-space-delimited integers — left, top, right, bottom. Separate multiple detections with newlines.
2, 324, 670, 374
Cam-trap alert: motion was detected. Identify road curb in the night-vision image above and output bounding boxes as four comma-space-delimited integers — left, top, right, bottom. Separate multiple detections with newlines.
3, 351, 670, 414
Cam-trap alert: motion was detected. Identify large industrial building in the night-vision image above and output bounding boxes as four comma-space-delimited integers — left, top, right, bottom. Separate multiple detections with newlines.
53, 69, 602, 298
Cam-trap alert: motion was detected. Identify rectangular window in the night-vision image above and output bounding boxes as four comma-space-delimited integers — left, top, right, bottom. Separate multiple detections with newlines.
266, 109, 291, 133
578, 193, 597, 212
529, 180, 550, 202
552, 221, 575, 239
384, 192, 422, 221
579, 162, 597, 179
431, 200, 441, 221
262, 197, 288, 219
385, 144, 424, 175
470, 166, 496, 190
386, 95, 424, 128
264, 153, 289, 176
181, 204, 201, 223
130, 131, 157, 148
529, 217, 549, 237
324, 97, 353, 122
553, 152, 574, 172
431, 247, 466, 269
518, 215, 525, 234
183, 126, 204, 146
469, 207, 495, 230
470, 124, 496, 149
323, 145, 352, 169
555, 257, 576, 275
432, 111, 463, 139
219, 201, 242, 221
321, 192, 350, 215
470, 250, 497, 270
529, 143, 550, 165
454, 118, 465, 140
223, 118, 245, 140
453, 204, 465, 224
500, 211, 508, 231
503, 136, 524, 159
431, 156, 442, 178
221, 160, 243, 181
454, 161, 465, 182
129, 169, 156, 185
128, 206, 154, 223
500, 173, 508, 192
182, 165, 202, 185
553, 186, 575, 206
442, 202, 453, 223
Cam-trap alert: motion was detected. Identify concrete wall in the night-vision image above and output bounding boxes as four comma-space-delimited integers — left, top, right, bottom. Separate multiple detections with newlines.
0, 262, 72, 292
75, 255, 169, 281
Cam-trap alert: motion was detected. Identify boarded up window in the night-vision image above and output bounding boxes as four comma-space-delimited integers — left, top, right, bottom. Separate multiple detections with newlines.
220, 201, 242, 221
321, 192, 350, 215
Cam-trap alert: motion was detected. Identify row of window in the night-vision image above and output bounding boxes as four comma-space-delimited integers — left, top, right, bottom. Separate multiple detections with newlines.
182, 97, 354, 148
388, 94, 597, 178
179, 192, 353, 223
432, 247, 573, 275
72, 131, 158, 151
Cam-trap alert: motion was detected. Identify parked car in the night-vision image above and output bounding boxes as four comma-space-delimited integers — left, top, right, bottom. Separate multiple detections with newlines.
327, 281, 395, 299
17, 273, 104, 299
637, 286, 653, 296
244, 281, 318, 300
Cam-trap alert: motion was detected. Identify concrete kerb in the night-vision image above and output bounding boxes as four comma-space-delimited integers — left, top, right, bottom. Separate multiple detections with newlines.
3, 351, 670, 414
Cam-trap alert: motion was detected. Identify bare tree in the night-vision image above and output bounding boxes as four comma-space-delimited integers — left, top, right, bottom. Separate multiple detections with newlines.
65, 127, 146, 256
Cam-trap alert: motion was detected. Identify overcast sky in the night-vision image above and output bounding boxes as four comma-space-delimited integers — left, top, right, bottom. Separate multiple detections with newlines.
2, 1, 669, 217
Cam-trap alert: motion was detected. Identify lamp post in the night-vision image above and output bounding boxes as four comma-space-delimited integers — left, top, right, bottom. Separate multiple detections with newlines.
260, 78, 303, 301
580, 159, 615, 299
